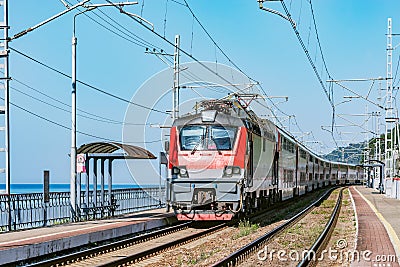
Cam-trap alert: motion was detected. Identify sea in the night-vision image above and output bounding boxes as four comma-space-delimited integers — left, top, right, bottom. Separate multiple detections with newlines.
0, 184, 158, 194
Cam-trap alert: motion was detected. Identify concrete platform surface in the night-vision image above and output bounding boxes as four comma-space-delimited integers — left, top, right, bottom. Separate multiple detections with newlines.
0, 208, 176, 265
351, 186, 400, 267
355, 186, 400, 242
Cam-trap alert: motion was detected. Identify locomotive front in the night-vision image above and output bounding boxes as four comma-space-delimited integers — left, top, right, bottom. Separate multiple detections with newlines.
166, 109, 247, 220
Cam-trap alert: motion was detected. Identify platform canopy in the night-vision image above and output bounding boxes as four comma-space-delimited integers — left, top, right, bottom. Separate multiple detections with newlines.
76, 142, 156, 159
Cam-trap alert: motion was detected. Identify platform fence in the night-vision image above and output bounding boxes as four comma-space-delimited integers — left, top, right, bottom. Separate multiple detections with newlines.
0, 187, 165, 232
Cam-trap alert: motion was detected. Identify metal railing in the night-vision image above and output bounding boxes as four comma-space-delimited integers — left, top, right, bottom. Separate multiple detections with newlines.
0, 187, 165, 232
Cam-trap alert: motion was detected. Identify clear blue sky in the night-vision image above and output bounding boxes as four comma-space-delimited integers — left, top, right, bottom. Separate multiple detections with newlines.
4, 0, 400, 184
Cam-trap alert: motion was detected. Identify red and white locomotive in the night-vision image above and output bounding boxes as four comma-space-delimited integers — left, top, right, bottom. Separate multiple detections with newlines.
165, 94, 362, 220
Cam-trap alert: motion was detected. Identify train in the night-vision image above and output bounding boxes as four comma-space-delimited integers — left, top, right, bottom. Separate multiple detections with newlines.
165, 94, 363, 220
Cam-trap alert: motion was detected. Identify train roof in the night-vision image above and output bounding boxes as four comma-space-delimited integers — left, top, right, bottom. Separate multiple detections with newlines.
276, 126, 357, 167
172, 110, 244, 127
175, 96, 358, 168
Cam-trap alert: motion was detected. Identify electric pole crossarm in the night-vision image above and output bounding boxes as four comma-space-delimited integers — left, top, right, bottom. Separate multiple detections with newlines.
327, 77, 388, 82
11, 0, 90, 40
332, 81, 385, 110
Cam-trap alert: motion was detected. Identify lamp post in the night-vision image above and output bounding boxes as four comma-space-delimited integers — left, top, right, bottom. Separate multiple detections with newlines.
70, 2, 138, 219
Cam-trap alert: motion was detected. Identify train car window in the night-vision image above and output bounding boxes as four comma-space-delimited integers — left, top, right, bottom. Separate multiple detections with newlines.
180, 125, 205, 150
289, 141, 294, 153
264, 131, 275, 142
179, 125, 237, 151
209, 125, 237, 150
253, 123, 261, 135
288, 170, 294, 181
300, 172, 306, 182
282, 137, 295, 153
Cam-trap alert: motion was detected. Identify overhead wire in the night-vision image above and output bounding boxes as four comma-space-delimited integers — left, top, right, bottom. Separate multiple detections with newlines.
2, 95, 116, 142
170, 0, 185, 6
10, 47, 169, 115
19, 1, 328, 150
282, 0, 345, 151
181, 0, 261, 86
163, 0, 169, 38
95, 0, 333, 153
140, 0, 145, 16
280, 0, 334, 108
10, 84, 151, 126
96, 0, 257, 99
309, 0, 332, 80
258, 0, 338, 148
67, 0, 161, 50
97, 0, 290, 134
77, 0, 239, 100
3, 71, 151, 126
10, 1, 333, 152
156, 52, 231, 95
2, 96, 161, 144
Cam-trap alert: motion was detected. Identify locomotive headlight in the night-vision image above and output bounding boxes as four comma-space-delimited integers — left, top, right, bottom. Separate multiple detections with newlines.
179, 166, 189, 177
172, 167, 180, 175
172, 166, 188, 177
232, 166, 241, 174
223, 166, 241, 177
225, 167, 233, 176
180, 168, 187, 176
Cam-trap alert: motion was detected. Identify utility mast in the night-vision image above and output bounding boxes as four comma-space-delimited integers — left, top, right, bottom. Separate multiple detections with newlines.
0, 0, 10, 194
172, 35, 180, 121
385, 18, 395, 195
364, 105, 369, 165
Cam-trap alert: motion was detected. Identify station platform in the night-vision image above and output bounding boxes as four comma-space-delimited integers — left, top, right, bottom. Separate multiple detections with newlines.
0, 208, 176, 266
351, 186, 400, 267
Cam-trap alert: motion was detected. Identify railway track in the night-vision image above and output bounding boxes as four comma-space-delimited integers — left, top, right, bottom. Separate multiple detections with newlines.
212, 187, 344, 267
298, 187, 343, 267
22, 187, 342, 267
25, 221, 227, 267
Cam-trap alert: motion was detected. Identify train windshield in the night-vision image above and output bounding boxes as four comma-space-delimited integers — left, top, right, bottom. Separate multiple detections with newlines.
179, 125, 237, 151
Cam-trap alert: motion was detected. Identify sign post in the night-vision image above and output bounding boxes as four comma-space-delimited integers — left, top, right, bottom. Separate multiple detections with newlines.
43, 170, 49, 226
77, 154, 86, 173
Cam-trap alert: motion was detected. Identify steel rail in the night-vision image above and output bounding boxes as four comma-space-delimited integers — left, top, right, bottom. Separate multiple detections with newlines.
96, 222, 228, 267
211, 187, 338, 267
297, 188, 344, 267
25, 221, 192, 267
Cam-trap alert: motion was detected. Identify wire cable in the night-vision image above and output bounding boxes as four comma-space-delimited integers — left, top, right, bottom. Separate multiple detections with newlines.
10, 47, 168, 115
4, 96, 161, 144
105, 0, 258, 96
309, 0, 332, 80
10, 85, 150, 126
280, 0, 334, 108
68, 0, 161, 50
182, 0, 259, 84
3, 71, 151, 126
